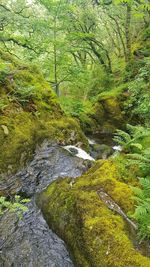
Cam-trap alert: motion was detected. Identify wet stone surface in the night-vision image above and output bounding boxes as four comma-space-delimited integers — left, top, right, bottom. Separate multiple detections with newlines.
0, 200, 74, 267
0, 140, 91, 267
0, 140, 91, 197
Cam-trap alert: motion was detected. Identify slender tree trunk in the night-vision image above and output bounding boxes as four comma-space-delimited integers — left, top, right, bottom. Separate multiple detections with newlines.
55, 83, 59, 96
53, 17, 59, 96
104, 22, 119, 57
108, 14, 127, 61
52, 1, 62, 96
89, 41, 112, 73
125, 4, 131, 62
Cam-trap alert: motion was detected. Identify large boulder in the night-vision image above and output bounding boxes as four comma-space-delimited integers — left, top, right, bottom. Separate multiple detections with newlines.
0, 200, 74, 267
38, 160, 150, 267
80, 86, 129, 135
0, 140, 92, 197
0, 140, 92, 267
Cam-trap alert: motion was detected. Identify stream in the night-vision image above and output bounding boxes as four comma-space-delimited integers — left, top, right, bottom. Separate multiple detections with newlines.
0, 136, 148, 266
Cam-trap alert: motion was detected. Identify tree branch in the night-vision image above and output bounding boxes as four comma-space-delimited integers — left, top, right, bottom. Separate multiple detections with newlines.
0, 36, 38, 53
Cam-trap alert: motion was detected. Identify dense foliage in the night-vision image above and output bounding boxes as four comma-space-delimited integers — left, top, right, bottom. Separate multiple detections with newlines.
132, 176, 150, 241
114, 124, 150, 240
0, 0, 150, 257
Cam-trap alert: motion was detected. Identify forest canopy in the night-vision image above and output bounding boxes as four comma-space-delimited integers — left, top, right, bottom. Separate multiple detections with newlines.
1, 0, 149, 97
0, 0, 150, 264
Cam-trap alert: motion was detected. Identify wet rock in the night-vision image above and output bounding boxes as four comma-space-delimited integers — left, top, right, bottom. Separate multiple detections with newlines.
1, 140, 91, 197
0, 200, 74, 267
0, 140, 91, 267
90, 143, 113, 159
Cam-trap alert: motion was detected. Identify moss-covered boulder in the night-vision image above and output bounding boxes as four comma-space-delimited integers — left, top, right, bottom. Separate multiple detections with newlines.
80, 85, 129, 135
0, 50, 88, 175
38, 160, 150, 267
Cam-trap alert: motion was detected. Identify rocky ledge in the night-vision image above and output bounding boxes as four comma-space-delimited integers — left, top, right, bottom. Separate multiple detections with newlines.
0, 141, 92, 267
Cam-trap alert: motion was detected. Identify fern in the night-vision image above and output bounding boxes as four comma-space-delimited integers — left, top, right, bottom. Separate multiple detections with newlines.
130, 143, 143, 150
114, 124, 150, 152
132, 176, 150, 241
113, 129, 131, 147
140, 178, 150, 194
13, 86, 37, 103
127, 124, 150, 139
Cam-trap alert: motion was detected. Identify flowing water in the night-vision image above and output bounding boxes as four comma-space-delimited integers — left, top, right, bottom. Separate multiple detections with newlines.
63, 145, 95, 161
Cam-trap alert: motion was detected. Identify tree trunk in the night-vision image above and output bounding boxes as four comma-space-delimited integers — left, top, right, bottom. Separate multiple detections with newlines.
89, 41, 112, 73
107, 14, 127, 61
53, 15, 59, 96
125, 4, 131, 62
55, 83, 60, 96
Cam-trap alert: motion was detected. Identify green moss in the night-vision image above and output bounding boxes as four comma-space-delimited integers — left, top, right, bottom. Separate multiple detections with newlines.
38, 159, 150, 267
80, 84, 129, 134
0, 50, 88, 175
0, 113, 88, 175
113, 154, 140, 184
97, 83, 130, 101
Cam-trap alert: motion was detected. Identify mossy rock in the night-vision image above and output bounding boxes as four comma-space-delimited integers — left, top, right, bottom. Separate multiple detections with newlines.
38, 160, 150, 267
79, 82, 132, 134
0, 112, 88, 175
0, 50, 88, 175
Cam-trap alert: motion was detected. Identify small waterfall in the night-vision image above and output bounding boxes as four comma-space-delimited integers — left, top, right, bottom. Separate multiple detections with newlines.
87, 138, 96, 145
113, 145, 122, 151
63, 145, 95, 161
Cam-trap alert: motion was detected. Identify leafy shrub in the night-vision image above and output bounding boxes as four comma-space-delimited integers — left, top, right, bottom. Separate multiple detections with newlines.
125, 61, 150, 125
60, 97, 93, 118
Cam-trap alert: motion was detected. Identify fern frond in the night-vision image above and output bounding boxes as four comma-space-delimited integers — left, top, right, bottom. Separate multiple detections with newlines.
113, 129, 131, 145
140, 177, 150, 192
131, 186, 143, 198
134, 206, 148, 218
128, 153, 150, 162
130, 143, 143, 150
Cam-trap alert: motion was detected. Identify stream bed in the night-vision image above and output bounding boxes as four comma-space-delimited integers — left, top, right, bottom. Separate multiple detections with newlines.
0, 140, 92, 267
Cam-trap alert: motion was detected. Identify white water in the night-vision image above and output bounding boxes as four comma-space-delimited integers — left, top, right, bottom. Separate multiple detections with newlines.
112, 145, 122, 151
63, 145, 95, 161
87, 138, 96, 145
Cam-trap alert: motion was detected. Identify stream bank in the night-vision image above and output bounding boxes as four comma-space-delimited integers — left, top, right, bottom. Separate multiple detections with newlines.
38, 158, 150, 267
0, 140, 92, 267
1, 138, 150, 267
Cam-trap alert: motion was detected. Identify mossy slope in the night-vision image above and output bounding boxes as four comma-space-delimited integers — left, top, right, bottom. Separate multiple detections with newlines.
0, 50, 88, 175
80, 84, 129, 135
38, 160, 150, 267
